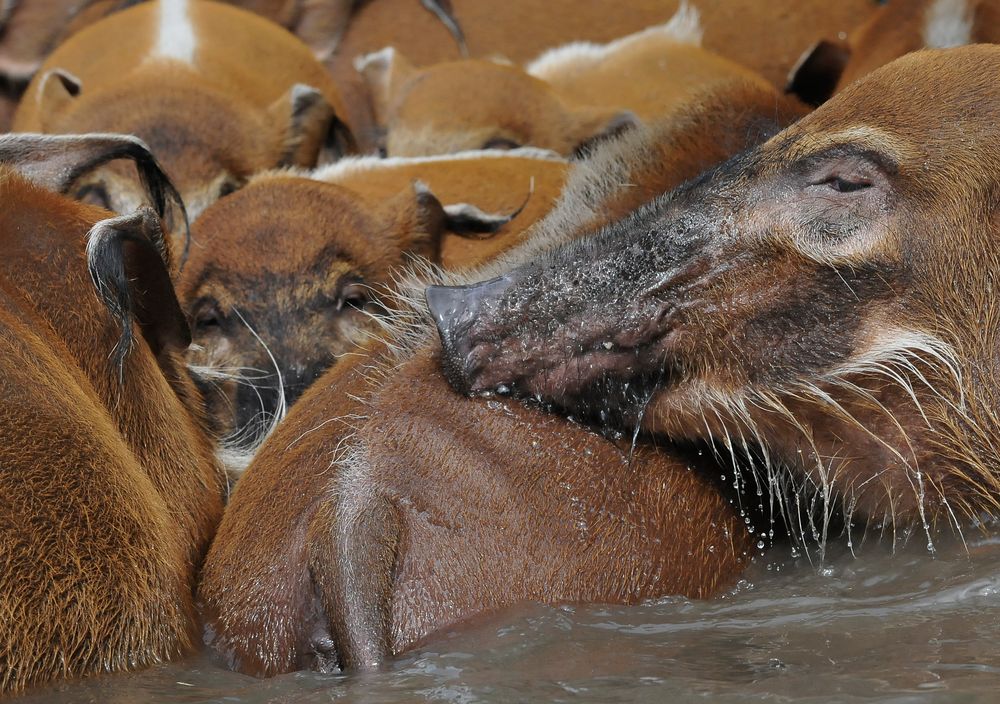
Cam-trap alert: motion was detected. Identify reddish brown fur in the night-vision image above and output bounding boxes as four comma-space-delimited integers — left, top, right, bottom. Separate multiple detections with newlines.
332, 0, 876, 91
195, 74, 806, 677
836, 0, 1000, 90
431, 46, 1000, 537
178, 152, 566, 447
533, 34, 780, 125
199, 341, 754, 676
534, 76, 808, 237
13, 0, 355, 223
0, 168, 223, 693
0, 0, 327, 84
316, 153, 568, 268
359, 31, 806, 158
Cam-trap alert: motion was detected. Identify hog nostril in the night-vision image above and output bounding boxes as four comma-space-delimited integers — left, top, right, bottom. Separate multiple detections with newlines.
426, 276, 513, 393
425, 276, 511, 344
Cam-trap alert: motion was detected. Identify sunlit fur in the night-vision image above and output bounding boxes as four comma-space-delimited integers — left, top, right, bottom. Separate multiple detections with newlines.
355, 8, 794, 159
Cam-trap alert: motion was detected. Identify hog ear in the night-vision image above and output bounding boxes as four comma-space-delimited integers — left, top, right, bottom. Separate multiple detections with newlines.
418, 180, 530, 239
568, 108, 641, 159
383, 181, 525, 262
419, 0, 468, 57
270, 83, 355, 167
0, 132, 189, 267
786, 39, 851, 107
35, 68, 82, 126
0, 57, 41, 92
354, 46, 417, 128
87, 207, 191, 374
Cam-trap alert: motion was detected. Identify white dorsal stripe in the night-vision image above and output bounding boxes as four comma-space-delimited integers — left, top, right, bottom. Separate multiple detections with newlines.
153, 0, 196, 64
526, 1, 702, 80
923, 0, 973, 48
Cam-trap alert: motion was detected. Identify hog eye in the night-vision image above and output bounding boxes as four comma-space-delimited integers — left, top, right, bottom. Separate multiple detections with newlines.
193, 301, 226, 332
75, 183, 111, 210
481, 137, 521, 151
218, 179, 240, 198
822, 176, 871, 193
336, 282, 369, 312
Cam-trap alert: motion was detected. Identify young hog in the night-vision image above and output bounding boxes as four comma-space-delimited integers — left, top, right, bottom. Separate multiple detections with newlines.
178, 150, 565, 465
314, 150, 568, 268
334, 0, 876, 91
0, 0, 463, 137
356, 8, 805, 157
13, 0, 355, 228
431, 46, 1000, 546
0, 133, 224, 693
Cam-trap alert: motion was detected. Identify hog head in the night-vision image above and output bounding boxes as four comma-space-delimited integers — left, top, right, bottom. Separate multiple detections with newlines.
179, 174, 516, 461
431, 46, 1000, 540
25, 67, 347, 234
355, 47, 637, 157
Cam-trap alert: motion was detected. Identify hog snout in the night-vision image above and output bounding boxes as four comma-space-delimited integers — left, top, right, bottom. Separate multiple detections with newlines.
426, 275, 514, 394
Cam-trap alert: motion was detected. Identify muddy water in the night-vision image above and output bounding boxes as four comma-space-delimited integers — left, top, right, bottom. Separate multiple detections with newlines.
19, 531, 1000, 704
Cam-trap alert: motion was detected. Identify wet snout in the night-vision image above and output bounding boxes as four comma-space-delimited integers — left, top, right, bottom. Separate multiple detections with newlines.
426, 275, 514, 393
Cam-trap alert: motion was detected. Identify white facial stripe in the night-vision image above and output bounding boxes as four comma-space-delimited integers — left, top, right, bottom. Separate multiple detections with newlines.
153, 0, 196, 64
923, 0, 972, 49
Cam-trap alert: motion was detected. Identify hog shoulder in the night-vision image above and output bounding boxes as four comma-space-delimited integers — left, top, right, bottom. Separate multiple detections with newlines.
335, 0, 876, 89
14, 0, 348, 128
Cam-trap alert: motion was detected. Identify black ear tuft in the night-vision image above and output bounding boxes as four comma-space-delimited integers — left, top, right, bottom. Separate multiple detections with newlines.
786, 40, 851, 107
86, 208, 191, 375
0, 132, 189, 265
418, 178, 532, 239
419, 0, 468, 57
571, 111, 641, 160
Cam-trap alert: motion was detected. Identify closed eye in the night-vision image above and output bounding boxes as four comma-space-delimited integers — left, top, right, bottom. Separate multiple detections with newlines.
192, 299, 227, 333
75, 183, 112, 209
818, 176, 872, 193
481, 137, 521, 151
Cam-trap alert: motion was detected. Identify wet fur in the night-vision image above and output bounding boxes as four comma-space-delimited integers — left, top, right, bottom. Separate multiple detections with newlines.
435, 47, 1000, 553
195, 74, 803, 678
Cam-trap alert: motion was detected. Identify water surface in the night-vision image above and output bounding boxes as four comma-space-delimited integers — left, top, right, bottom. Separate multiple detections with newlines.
20, 533, 1000, 703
